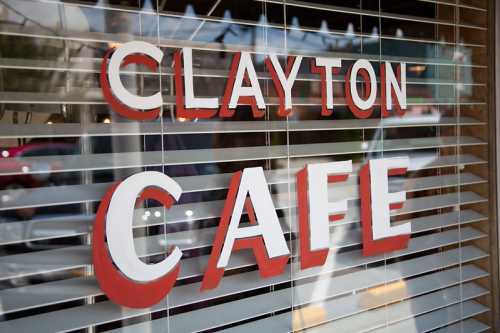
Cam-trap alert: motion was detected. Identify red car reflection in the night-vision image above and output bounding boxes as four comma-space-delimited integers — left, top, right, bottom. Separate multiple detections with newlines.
0, 142, 76, 190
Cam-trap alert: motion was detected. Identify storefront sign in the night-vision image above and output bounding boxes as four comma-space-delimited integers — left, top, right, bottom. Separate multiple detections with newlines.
93, 41, 410, 308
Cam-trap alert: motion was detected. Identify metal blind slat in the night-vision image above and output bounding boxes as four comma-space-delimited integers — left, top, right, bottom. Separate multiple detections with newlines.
0, 170, 485, 211
0, 58, 487, 84
0, 137, 486, 176
0, 229, 486, 320
0, 91, 487, 105
0, 117, 485, 139
0, 229, 486, 315
309, 298, 488, 333
0, 177, 487, 245
216, 283, 487, 333
113, 264, 487, 333
0, 193, 486, 291
369, 301, 489, 333
431, 318, 490, 333
0, 246, 487, 332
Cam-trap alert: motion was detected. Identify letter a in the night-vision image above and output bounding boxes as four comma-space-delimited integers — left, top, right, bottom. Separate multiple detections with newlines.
201, 167, 290, 290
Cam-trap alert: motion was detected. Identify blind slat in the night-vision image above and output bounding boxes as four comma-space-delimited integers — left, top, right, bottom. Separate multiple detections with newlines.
0, 175, 487, 246
0, 192, 481, 280
0, 91, 487, 105
0, 191, 487, 249
369, 300, 489, 333
431, 318, 489, 333
111, 263, 487, 333
0, 137, 486, 176
0, 237, 486, 316
0, 151, 487, 244
0, 169, 485, 210
0, 210, 487, 314
0, 58, 486, 85
0, 247, 487, 332
0, 216, 486, 296
0, 117, 485, 139
217, 283, 487, 333
309, 298, 488, 333
0, 151, 484, 181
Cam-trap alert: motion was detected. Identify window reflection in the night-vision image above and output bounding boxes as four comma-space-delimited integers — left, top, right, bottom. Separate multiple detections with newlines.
0, 0, 491, 332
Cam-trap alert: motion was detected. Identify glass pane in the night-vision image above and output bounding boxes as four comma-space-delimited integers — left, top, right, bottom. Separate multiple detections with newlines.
0, 0, 493, 332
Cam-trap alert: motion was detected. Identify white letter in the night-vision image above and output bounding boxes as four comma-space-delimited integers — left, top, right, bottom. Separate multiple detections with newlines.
108, 41, 163, 110
106, 171, 182, 282
314, 57, 342, 110
268, 54, 302, 110
217, 167, 289, 268
306, 161, 352, 251
384, 62, 407, 110
228, 52, 266, 109
349, 59, 377, 110
182, 48, 219, 108
370, 157, 411, 240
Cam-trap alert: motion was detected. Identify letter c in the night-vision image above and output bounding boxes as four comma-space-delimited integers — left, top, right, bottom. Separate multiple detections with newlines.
92, 171, 182, 308
100, 41, 163, 121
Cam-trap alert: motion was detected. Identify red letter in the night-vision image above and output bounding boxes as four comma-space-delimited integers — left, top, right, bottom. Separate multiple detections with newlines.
100, 41, 162, 121
310, 57, 342, 116
93, 172, 182, 308
297, 161, 352, 269
265, 54, 302, 117
360, 157, 411, 256
174, 48, 219, 119
380, 62, 407, 117
345, 59, 377, 119
220, 52, 266, 118
201, 167, 289, 290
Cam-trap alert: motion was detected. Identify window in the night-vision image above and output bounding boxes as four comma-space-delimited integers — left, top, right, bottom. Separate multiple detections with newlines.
0, 0, 496, 332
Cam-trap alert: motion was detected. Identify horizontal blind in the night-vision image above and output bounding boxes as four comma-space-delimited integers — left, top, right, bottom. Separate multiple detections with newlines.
0, 0, 494, 332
